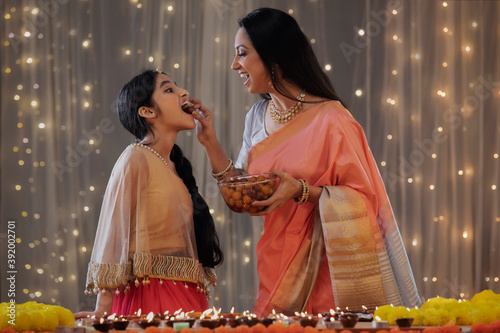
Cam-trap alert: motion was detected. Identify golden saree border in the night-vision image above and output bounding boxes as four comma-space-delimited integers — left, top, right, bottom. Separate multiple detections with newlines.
86, 261, 131, 290
268, 213, 324, 315
318, 186, 403, 310
85, 252, 216, 291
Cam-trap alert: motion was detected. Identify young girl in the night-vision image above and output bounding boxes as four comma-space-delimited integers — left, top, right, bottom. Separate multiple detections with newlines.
75, 69, 223, 318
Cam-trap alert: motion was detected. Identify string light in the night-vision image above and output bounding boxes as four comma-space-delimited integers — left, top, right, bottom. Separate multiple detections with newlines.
2, 1, 495, 309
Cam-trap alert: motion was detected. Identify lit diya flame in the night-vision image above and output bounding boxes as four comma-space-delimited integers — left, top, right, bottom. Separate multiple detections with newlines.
137, 309, 142, 317
230, 307, 235, 315
201, 308, 213, 319
362, 306, 367, 311
146, 312, 154, 323
375, 316, 382, 321
108, 314, 116, 321
99, 318, 105, 324
212, 307, 221, 319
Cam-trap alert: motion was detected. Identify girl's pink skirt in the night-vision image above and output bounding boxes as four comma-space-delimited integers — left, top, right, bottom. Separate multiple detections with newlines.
112, 278, 208, 315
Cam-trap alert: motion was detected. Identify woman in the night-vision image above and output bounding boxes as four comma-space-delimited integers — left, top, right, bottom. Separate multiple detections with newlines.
195, 8, 421, 316
75, 69, 223, 318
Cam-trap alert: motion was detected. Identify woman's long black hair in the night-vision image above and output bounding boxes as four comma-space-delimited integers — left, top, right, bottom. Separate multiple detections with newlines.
116, 69, 223, 268
238, 7, 347, 108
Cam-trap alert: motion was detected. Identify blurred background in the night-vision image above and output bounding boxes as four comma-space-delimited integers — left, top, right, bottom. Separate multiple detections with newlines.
1, 0, 499, 313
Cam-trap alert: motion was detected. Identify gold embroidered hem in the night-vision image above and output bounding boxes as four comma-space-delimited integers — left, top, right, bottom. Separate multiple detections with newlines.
85, 252, 217, 295
319, 186, 402, 310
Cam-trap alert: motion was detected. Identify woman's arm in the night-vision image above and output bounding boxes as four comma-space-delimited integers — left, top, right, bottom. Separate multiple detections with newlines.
191, 98, 241, 179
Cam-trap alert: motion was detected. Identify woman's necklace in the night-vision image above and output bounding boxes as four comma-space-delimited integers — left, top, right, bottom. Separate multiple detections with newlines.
132, 143, 176, 176
270, 92, 306, 124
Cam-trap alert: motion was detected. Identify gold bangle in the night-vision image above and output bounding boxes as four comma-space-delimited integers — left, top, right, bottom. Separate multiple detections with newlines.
211, 159, 233, 180
294, 179, 310, 204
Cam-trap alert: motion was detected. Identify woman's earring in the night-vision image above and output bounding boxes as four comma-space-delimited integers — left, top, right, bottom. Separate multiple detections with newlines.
269, 67, 275, 87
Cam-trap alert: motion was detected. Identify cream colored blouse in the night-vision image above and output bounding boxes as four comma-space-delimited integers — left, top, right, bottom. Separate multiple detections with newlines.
85, 144, 215, 295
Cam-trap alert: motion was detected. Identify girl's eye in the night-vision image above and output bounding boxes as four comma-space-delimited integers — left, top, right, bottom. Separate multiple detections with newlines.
165, 88, 173, 93
237, 53, 246, 57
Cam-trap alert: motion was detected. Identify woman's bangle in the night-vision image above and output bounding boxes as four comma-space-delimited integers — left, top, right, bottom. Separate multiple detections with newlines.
294, 179, 310, 204
211, 159, 233, 180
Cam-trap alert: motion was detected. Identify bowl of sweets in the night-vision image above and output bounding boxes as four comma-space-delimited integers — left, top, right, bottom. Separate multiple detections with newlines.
218, 173, 277, 213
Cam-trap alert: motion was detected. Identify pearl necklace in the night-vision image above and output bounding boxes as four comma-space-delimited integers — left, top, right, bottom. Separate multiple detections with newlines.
270, 93, 305, 124
132, 143, 176, 176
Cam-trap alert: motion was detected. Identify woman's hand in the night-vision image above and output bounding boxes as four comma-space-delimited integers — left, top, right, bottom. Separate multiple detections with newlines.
250, 170, 303, 215
190, 98, 217, 147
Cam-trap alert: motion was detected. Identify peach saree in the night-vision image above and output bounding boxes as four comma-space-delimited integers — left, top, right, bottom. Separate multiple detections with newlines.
246, 101, 421, 316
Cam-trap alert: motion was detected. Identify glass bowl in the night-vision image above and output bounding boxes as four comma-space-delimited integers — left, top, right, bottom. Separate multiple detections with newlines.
218, 173, 277, 213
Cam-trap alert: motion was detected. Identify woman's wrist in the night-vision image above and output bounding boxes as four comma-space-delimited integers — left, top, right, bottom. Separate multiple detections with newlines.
294, 179, 310, 204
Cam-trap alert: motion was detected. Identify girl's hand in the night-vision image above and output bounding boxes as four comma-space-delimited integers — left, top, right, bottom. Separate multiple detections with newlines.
250, 170, 303, 215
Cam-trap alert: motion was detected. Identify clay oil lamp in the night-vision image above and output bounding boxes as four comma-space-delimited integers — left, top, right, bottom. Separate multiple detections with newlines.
236, 311, 260, 327
166, 310, 195, 330
198, 308, 222, 329
296, 312, 319, 328
339, 312, 358, 328
127, 309, 142, 324
395, 317, 414, 328
107, 314, 129, 331
92, 317, 113, 332
138, 312, 161, 329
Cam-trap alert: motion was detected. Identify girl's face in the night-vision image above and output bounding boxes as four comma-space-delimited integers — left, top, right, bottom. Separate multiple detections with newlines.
149, 73, 195, 131
231, 28, 271, 94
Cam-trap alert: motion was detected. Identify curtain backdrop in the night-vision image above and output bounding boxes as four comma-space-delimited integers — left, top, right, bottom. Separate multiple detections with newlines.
1, 0, 499, 313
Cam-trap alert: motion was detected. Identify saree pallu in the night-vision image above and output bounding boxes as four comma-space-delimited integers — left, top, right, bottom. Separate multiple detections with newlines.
247, 101, 421, 316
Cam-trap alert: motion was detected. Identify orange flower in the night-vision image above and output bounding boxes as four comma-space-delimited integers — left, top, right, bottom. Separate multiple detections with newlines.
0, 329, 16, 333
440, 324, 461, 333
215, 325, 233, 333
267, 322, 287, 333
286, 323, 303, 333
144, 326, 161, 333
250, 323, 268, 333
198, 328, 213, 333
422, 327, 441, 333
161, 327, 176, 333
471, 323, 492, 333
339, 330, 353, 333
303, 326, 319, 333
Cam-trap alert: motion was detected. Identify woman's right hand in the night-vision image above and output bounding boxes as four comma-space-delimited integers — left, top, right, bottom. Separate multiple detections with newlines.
190, 98, 217, 147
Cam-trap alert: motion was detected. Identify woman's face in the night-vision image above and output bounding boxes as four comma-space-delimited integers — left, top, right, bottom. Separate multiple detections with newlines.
231, 28, 271, 94
149, 73, 195, 131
